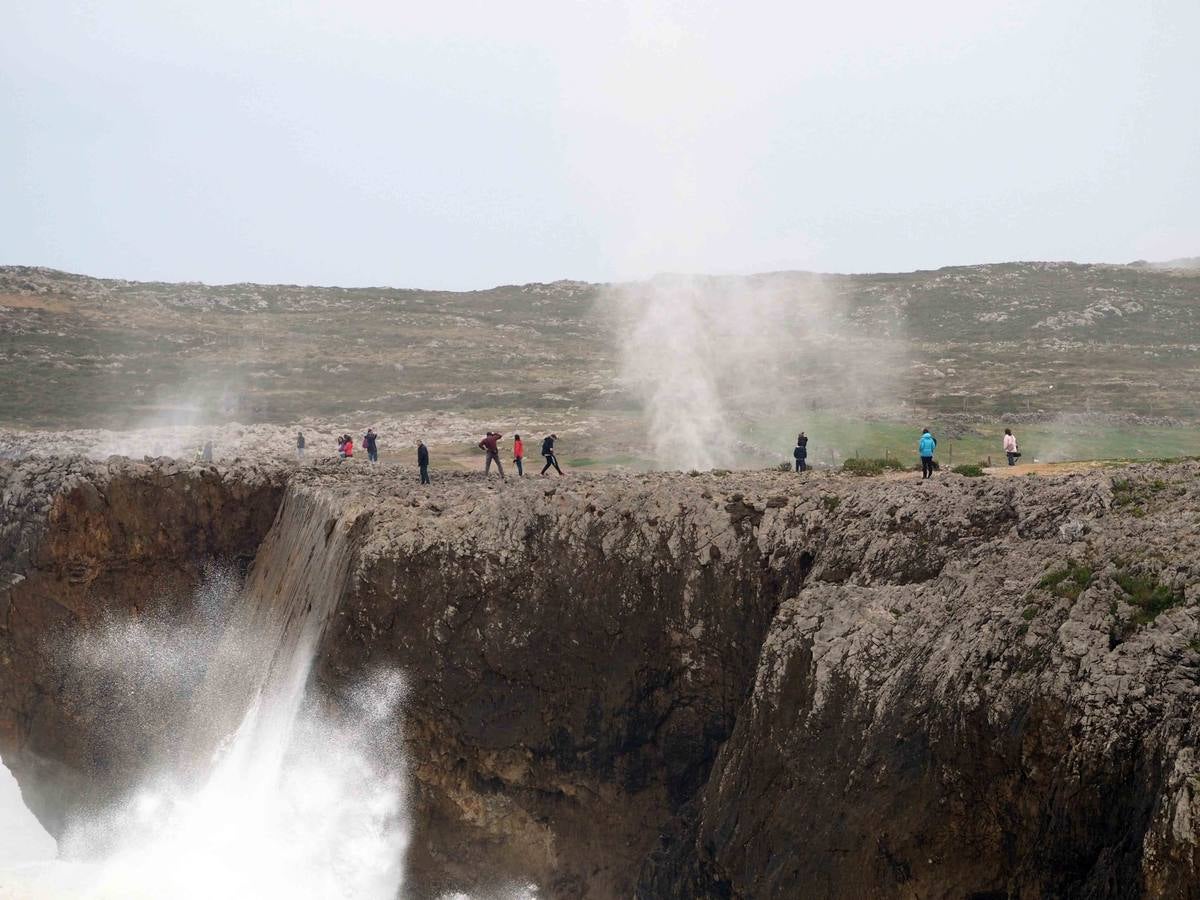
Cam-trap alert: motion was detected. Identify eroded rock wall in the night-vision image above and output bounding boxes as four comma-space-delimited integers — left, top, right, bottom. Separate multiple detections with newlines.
312, 475, 816, 897
4, 460, 1200, 898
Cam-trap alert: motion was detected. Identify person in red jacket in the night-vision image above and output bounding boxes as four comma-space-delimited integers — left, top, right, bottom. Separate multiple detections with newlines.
479, 432, 504, 478
342, 435, 354, 459
513, 434, 525, 476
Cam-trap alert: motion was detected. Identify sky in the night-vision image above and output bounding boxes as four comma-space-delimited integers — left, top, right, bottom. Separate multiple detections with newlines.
1, 0, 1198, 290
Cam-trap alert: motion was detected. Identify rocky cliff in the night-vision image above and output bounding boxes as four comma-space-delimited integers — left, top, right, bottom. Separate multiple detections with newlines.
3, 459, 1200, 897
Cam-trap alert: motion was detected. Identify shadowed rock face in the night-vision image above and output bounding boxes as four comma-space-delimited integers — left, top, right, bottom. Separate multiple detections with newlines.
3, 459, 1200, 898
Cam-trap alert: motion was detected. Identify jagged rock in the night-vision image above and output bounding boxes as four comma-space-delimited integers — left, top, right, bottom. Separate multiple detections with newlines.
2, 460, 1200, 898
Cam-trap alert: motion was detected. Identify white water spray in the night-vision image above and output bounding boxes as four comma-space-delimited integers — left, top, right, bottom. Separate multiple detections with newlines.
608, 274, 805, 470
0, 500, 409, 899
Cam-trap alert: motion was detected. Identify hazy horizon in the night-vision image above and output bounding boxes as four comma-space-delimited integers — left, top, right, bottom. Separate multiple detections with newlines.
3, 253, 1196, 295
4, 1, 1198, 291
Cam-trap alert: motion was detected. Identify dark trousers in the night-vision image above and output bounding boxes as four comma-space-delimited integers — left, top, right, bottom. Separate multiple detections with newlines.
1007, 452, 1017, 466
420, 464, 430, 484
515, 457, 524, 476
795, 456, 806, 472
368, 449, 378, 463
541, 453, 562, 475
485, 451, 505, 477
921, 456, 934, 478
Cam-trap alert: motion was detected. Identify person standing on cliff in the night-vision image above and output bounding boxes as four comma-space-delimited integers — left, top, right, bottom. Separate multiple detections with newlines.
363, 428, 379, 464
918, 428, 937, 479
1003, 428, 1020, 466
540, 433, 563, 475
417, 440, 430, 484
479, 431, 505, 478
296, 431, 305, 462
793, 432, 808, 472
513, 434, 525, 476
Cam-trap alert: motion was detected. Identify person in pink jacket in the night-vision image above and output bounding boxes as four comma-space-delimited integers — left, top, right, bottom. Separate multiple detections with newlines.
1003, 429, 1020, 466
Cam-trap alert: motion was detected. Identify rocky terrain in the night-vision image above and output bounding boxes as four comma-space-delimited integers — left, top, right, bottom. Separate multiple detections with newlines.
3, 261, 1200, 430
3, 459, 1200, 897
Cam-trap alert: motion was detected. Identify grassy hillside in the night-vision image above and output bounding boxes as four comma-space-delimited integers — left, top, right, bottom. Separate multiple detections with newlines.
1, 261, 1198, 430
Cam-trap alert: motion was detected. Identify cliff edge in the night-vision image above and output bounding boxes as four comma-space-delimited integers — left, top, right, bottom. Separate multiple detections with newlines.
2, 459, 1199, 897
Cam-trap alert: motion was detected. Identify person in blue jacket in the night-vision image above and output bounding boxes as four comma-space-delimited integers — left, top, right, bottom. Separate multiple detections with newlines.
918, 428, 937, 479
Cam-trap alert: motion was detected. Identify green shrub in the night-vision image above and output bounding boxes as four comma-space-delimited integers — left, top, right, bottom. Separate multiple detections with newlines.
1112, 477, 1168, 511
778, 461, 793, 472
1022, 605, 1039, 621
842, 457, 905, 477
821, 495, 841, 512
1038, 560, 1094, 600
1114, 571, 1185, 626
952, 463, 986, 477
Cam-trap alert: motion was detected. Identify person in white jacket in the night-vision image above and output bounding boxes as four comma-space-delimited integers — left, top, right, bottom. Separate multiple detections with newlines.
1003, 429, 1020, 466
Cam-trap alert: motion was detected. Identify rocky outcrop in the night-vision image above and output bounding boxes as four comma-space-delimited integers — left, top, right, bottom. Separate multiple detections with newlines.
3, 459, 1200, 897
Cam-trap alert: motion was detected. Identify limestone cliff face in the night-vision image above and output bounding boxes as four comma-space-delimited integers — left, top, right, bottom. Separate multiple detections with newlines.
3, 459, 1200, 898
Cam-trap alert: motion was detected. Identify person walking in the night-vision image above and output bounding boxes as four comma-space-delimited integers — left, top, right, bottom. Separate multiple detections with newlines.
479, 431, 505, 478
1003, 428, 1020, 466
296, 431, 306, 462
793, 432, 808, 472
540, 433, 563, 475
513, 434, 525, 477
417, 440, 430, 484
363, 428, 379, 464
918, 428, 937, 479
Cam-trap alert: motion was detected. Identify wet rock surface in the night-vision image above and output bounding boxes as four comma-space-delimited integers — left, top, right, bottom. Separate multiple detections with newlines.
4, 459, 1200, 897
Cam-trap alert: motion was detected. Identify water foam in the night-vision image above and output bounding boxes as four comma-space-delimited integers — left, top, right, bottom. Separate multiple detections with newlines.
0, 555, 409, 900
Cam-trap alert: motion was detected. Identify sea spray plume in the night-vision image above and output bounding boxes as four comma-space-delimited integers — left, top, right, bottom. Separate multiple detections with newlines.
606, 273, 831, 470
45, 562, 410, 899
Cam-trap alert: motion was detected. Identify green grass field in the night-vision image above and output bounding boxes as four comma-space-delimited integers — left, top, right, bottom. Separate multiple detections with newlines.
750, 413, 1200, 468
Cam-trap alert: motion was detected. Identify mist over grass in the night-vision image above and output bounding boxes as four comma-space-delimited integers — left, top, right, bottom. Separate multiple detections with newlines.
605, 273, 907, 470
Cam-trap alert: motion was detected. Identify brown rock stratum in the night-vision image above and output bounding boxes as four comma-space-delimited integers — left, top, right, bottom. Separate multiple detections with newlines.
2, 458, 1200, 898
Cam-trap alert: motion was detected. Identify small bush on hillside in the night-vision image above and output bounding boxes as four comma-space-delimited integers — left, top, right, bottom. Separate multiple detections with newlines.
1111, 476, 1168, 516
843, 457, 906, 477
952, 463, 986, 477
1038, 560, 1094, 601
1114, 570, 1185, 626
778, 462, 793, 472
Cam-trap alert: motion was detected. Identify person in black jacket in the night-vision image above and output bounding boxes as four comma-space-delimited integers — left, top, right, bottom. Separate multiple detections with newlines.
540, 434, 563, 475
363, 428, 379, 464
417, 440, 430, 484
793, 432, 808, 472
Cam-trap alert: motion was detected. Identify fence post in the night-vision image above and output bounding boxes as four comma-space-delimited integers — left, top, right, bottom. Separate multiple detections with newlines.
948, 440, 953, 466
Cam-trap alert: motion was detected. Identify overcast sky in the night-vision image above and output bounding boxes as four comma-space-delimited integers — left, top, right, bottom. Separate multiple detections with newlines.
2, 0, 1197, 290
